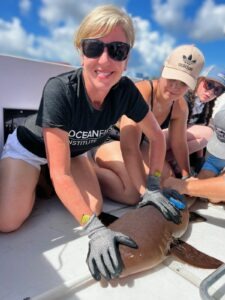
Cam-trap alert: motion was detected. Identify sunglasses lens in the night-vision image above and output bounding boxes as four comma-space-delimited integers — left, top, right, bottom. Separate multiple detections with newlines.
81, 39, 130, 61
205, 81, 213, 90
204, 80, 224, 96
214, 86, 224, 96
107, 42, 130, 61
82, 40, 104, 58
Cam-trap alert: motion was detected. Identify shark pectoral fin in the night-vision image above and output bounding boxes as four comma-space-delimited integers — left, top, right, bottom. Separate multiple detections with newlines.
98, 212, 119, 227
189, 211, 207, 223
170, 239, 223, 269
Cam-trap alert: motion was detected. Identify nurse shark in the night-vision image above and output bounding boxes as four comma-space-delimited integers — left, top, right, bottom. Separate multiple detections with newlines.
99, 199, 223, 279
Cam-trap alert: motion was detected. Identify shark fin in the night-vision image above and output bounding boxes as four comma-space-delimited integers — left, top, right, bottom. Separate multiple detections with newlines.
189, 211, 207, 223
170, 239, 223, 269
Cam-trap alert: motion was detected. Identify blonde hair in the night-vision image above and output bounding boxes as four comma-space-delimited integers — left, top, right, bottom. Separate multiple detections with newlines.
74, 5, 135, 50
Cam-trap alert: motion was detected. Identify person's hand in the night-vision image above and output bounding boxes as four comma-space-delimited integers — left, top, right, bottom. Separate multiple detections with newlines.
162, 187, 186, 209
84, 214, 138, 281
137, 175, 185, 224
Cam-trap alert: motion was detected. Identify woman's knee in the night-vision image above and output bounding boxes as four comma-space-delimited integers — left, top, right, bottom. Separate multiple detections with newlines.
187, 125, 213, 142
0, 196, 35, 233
119, 188, 140, 205
0, 213, 28, 232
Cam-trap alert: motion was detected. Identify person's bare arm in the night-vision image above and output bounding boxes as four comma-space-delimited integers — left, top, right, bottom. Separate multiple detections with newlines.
43, 127, 93, 224
120, 110, 166, 195
163, 175, 225, 203
138, 111, 166, 175
120, 115, 147, 195
169, 98, 190, 177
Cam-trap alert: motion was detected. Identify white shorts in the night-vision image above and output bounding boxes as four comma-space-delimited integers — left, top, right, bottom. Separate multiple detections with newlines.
1, 129, 47, 170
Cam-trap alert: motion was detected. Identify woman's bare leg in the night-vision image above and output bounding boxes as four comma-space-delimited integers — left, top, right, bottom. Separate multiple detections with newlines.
92, 141, 139, 205
0, 158, 40, 232
186, 125, 213, 154
198, 169, 217, 179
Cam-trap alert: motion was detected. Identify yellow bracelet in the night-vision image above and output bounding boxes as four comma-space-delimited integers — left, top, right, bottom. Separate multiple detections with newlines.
80, 214, 91, 225
153, 170, 161, 177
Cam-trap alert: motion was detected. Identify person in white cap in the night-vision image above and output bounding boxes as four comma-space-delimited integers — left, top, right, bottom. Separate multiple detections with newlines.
185, 65, 225, 172
163, 104, 225, 203
91, 44, 205, 205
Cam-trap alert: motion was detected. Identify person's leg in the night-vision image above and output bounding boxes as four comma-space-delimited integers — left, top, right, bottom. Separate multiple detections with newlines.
140, 139, 175, 182
0, 158, 40, 232
163, 125, 213, 154
198, 153, 225, 179
186, 125, 213, 154
163, 125, 213, 175
187, 125, 213, 173
198, 169, 216, 179
92, 141, 139, 205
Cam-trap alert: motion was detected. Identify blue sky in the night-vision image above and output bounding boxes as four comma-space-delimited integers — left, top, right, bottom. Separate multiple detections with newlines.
0, 0, 225, 78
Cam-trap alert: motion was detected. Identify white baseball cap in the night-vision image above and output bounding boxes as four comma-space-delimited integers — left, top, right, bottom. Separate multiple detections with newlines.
162, 44, 205, 90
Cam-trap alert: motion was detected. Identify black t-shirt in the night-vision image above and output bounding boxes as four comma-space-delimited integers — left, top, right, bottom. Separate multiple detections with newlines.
17, 68, 149, 158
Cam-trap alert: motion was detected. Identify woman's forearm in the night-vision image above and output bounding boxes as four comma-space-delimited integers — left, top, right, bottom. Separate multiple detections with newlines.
52, 173, 93, 223
122, 147, 146, 196
171, 142, 190, 177
164, 175, 225, 203
183, 176, 225, 202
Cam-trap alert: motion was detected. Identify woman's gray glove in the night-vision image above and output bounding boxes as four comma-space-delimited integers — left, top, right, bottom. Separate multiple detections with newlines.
84, 214, 138, 281
137, 175, 185, 224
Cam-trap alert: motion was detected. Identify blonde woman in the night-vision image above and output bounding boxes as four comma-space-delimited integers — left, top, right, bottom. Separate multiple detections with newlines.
0, 5, 180, 281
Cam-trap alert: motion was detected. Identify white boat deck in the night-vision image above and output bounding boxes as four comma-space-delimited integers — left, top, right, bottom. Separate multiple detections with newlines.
0, 54, 225, 300
0, 196, 224, 300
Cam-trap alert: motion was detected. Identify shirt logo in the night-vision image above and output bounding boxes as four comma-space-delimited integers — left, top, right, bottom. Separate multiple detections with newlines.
68, 127, 112, 146
215, 126, 225, 143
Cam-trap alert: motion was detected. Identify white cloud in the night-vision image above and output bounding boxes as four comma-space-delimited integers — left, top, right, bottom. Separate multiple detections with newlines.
152, 0, 190, 33
19, 0, 32, 15
39, 0, 128, 26
129, 17, 175, 76
151, 0, 225, 41
0, 0, 175, 76
0, 17, 80, 66
0, 18, 35, 57
33, 23, 81, 66
191, 0, 225, 41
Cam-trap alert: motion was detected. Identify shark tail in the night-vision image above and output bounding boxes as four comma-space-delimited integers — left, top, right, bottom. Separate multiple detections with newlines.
170, 239, 223, 269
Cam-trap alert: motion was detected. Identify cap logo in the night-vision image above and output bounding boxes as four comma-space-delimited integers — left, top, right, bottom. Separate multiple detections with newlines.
178, 54, 197, 72
183, 54, 196, 65
215, 126, 225, 143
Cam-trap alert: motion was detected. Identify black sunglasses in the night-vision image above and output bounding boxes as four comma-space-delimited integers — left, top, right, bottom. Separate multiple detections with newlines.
203, 79, 225, 97
81, 39, 130, 61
